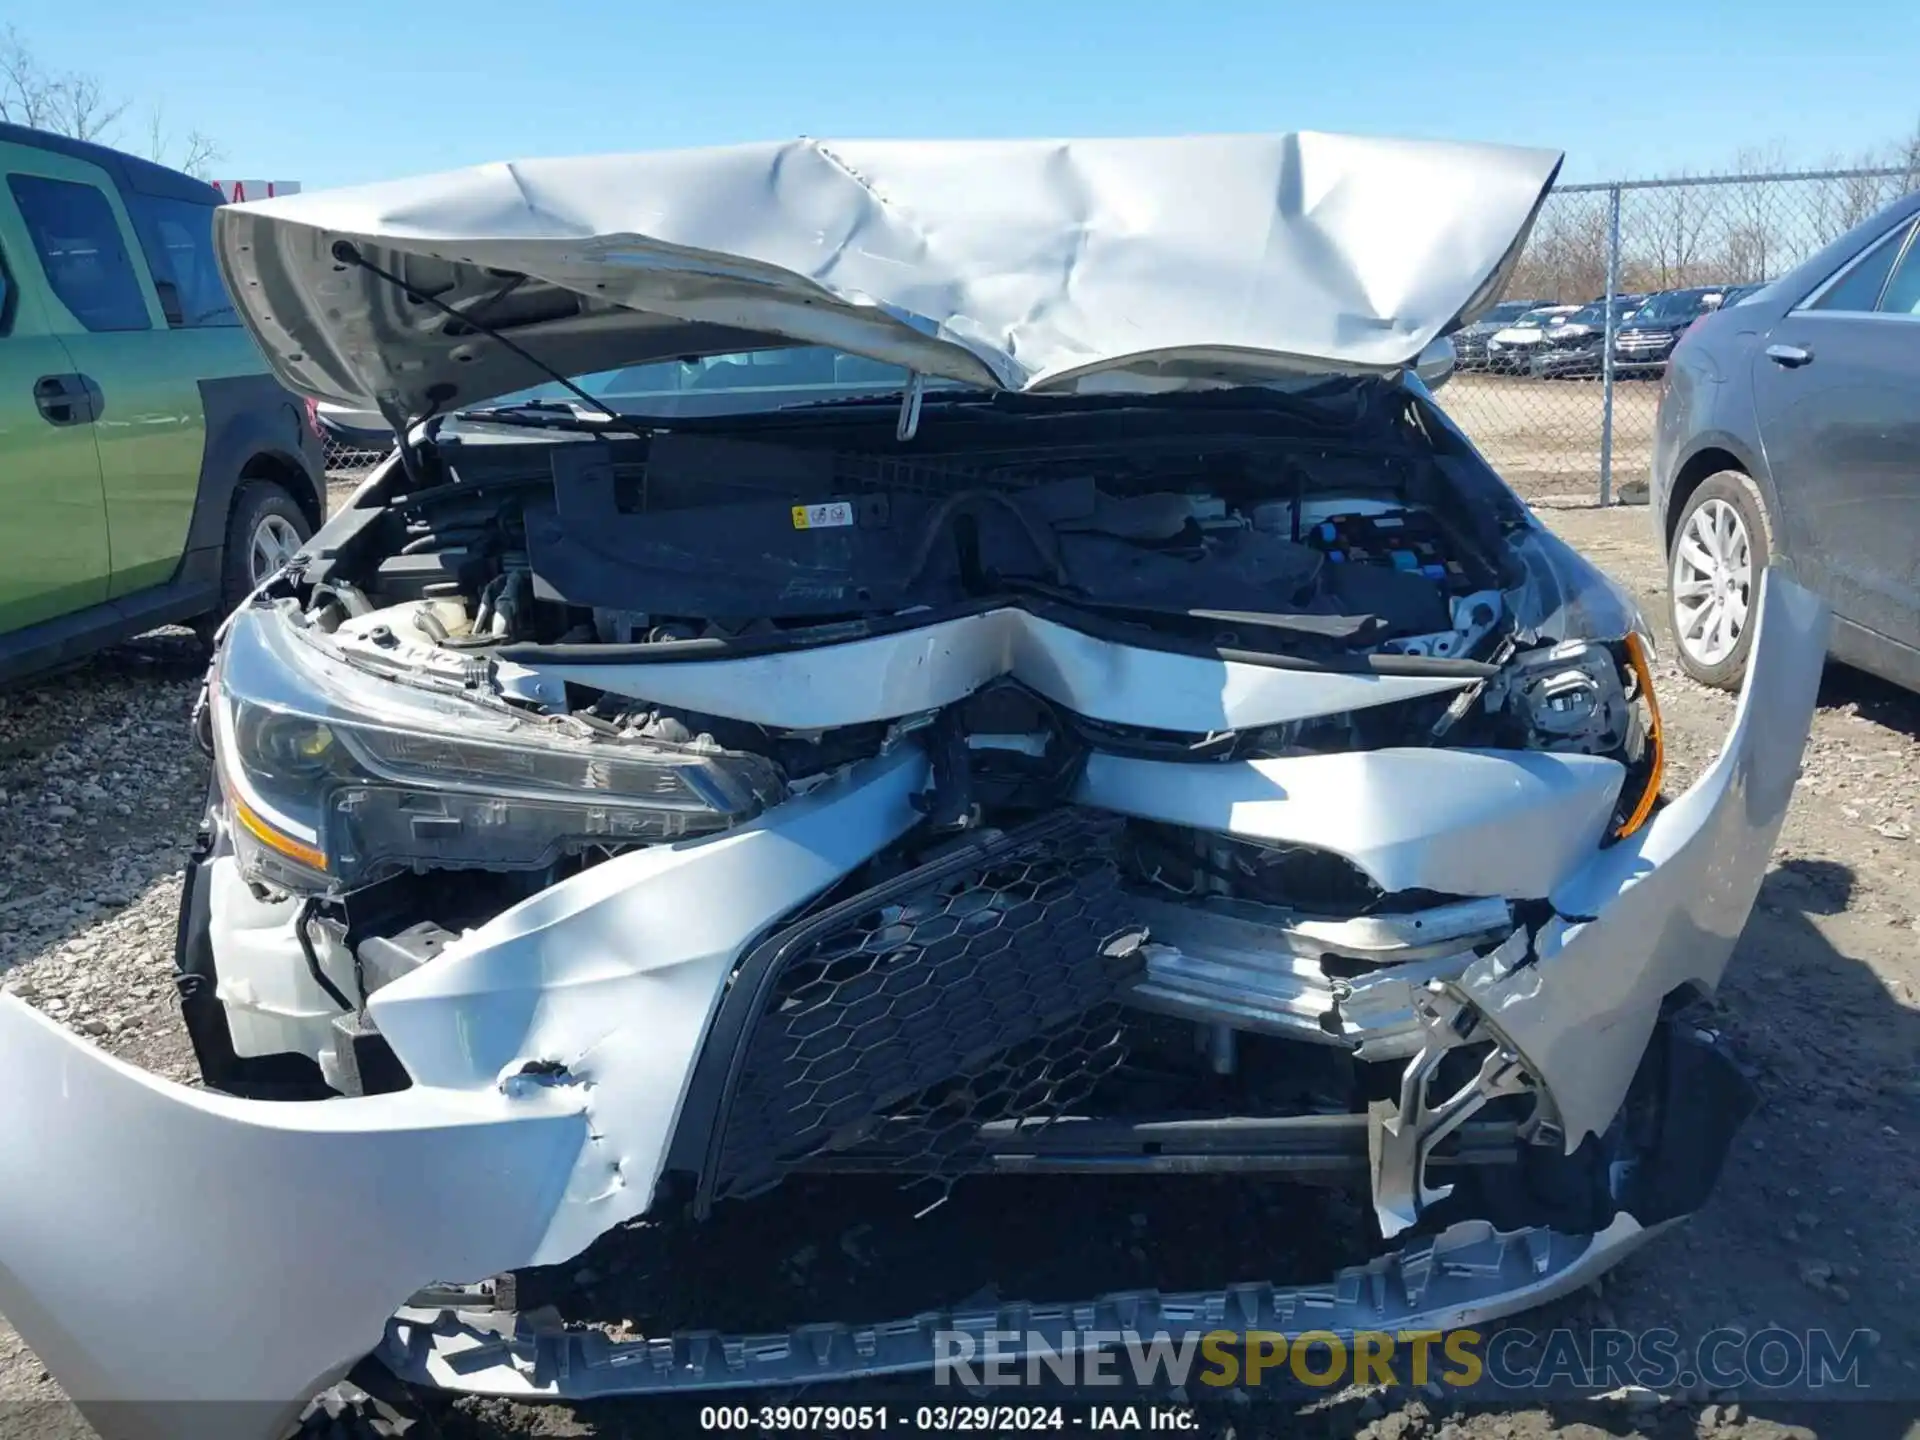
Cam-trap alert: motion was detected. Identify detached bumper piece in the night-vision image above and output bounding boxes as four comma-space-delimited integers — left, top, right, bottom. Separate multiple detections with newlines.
685, 811, 1144, 1208
377, 1216, 1658, 1399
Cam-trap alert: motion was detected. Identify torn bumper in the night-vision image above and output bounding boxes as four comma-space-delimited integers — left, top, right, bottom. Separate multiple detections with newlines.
0, 577, 1827, 1438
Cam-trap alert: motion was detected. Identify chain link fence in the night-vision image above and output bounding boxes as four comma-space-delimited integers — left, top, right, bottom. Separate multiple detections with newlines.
1450, 163, 1919, 506
323, 437, 388, 490
319, 163, 1920, 505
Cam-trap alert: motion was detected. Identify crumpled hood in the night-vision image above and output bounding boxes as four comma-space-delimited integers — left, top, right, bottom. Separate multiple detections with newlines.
214, 132, 1561, 419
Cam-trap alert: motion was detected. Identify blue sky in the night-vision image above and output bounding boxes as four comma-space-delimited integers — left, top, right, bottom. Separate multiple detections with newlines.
24, 0, 1920, 190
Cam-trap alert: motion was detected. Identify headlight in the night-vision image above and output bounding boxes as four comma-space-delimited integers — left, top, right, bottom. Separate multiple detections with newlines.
1498, 525, 1665, 840
211, 607, 783, 895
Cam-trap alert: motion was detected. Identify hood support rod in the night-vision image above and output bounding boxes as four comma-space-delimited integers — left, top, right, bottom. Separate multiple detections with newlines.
330, 241, 616, 431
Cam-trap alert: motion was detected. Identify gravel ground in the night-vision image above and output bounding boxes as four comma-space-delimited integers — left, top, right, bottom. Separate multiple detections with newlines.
1, 500, 1916, 1440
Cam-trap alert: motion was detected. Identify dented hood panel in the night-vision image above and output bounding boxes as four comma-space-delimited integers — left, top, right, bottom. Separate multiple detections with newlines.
214, 133, 1561, 417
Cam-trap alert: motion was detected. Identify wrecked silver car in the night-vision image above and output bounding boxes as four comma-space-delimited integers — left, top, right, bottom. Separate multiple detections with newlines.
0, 133, 1828, 1440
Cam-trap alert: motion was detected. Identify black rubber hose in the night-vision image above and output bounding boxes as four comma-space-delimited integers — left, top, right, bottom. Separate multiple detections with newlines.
295, 897, 354, 1012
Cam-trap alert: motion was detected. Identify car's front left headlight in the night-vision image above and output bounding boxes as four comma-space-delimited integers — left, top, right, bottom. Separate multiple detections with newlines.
210, 607, 784, 895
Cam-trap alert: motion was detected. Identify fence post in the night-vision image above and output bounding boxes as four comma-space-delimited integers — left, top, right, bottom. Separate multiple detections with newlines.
1598, 183, 1622, 506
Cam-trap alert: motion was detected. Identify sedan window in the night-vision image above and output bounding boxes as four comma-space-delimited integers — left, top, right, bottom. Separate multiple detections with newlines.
1876, 229, 1920, 314
1808, 219, 1913, 313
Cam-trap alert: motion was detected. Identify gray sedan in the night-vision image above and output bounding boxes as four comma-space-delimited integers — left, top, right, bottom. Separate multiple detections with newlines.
1652, 188, 1920, 689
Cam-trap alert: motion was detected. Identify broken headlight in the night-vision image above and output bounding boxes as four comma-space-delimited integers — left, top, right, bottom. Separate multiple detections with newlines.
210, 606, 783, 895
1499, 525, 1664, 839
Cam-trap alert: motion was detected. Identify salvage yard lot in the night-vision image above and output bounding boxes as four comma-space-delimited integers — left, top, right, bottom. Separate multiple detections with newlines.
1, 500, 1916, 1440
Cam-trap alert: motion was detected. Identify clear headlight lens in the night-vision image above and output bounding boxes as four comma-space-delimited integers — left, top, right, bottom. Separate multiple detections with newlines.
212, 607, 782, 895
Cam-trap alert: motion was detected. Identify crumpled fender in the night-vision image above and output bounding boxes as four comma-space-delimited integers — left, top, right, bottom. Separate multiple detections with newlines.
1456, 572, 1830, 1143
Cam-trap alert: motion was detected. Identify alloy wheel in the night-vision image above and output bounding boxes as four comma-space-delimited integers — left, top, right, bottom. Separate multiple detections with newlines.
249, 513, 305, 585
1671, 497, 1752, 667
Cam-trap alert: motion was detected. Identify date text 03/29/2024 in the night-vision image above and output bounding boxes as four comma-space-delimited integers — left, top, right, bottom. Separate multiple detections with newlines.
698, 1406, 1196, 1431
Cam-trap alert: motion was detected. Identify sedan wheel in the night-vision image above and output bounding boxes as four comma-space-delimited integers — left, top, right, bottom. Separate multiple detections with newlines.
1666, 470, 1772, 691
1673, 498, 1751, 665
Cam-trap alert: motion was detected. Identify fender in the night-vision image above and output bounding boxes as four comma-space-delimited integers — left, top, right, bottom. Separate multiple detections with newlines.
177, 374, 326, 572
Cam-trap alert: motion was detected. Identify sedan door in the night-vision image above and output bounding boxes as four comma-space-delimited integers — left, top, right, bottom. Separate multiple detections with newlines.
1750, 216, 1920, 647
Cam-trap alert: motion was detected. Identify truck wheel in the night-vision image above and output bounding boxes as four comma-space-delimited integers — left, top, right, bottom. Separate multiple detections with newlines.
220, 480, 313, 616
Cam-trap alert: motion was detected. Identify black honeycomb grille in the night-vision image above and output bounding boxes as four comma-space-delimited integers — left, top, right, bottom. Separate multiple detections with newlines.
708, 811, 1143, 1204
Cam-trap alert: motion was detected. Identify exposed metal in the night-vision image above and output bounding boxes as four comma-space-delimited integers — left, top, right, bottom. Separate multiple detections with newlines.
1369, 991, 1535, 1238
1122, 893, 1520, 1059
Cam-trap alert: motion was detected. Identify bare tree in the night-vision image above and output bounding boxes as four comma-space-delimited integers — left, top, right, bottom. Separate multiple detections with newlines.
0, 25, 126, 139
1632, 175, 1712, 289
1894, 117, 1920, 189
1, 25, 217, 174
1507, 191, 1613, 302
145, 104, 222, 179
1718, 145, 1790, 283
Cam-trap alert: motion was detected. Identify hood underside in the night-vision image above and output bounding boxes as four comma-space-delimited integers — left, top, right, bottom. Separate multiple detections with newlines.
215, 133, 1561, 419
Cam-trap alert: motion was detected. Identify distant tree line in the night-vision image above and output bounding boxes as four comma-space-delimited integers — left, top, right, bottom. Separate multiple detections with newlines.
1508, 127, 1920, 303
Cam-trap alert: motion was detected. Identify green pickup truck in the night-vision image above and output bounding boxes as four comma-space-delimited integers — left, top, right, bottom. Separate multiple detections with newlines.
0, 122, 325, 685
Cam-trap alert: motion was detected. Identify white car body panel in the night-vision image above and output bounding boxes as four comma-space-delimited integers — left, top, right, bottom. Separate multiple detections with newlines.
1460, 575, 1831, 1142
527, 607, 1480, 731
215, 133, 1560, 418
0, 574, 1825, 1440
1076, 747, 1624, 897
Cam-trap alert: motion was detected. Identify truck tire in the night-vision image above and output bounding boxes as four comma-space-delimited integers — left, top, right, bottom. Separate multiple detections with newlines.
220, 479, 313, 617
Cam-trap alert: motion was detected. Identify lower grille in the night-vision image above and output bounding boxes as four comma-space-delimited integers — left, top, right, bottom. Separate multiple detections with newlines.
704, 811, 1144, 1206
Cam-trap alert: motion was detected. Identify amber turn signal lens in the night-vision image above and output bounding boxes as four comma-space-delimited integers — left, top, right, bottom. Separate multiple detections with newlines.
233, 793, 329, 872
1614, 632, 1664, 839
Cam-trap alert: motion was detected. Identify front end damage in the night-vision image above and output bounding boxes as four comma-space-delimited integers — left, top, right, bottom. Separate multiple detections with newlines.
0, 571, 1825, 1439
0, 133, 1830, 1440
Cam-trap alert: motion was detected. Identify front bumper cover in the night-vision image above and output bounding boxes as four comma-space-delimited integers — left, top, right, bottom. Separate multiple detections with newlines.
0, 576, 1828, 1440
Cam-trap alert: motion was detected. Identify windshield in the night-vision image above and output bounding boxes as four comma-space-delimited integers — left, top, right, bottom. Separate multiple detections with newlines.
1564, 304, 1604, 325
1513, 308, 1564, 326
481, 346, 973, 418
1484, 301, 1536, 323
1632, 290, 1719, 323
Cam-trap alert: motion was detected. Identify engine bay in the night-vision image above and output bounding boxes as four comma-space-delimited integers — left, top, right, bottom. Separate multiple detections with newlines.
237, 386, 1661, 902
303, 389, 1520, 660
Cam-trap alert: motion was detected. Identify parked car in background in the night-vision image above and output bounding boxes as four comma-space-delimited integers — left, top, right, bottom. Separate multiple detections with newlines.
1653, 187, 1920, 689
1612, 286, 1729, 375
0, 123, 325, 684
1483, 303, 1577, 372
1528, 294, 1647, 377
1450, 297, 1544, 368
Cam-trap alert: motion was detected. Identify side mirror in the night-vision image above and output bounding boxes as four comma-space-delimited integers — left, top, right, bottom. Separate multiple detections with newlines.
1413, 335, 1457, 392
